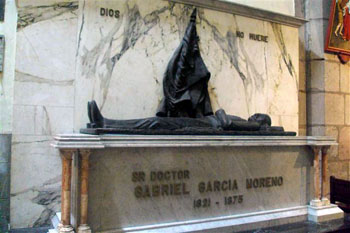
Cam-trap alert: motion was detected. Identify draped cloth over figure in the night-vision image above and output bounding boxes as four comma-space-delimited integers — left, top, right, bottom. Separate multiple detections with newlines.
156, 9, 213, 118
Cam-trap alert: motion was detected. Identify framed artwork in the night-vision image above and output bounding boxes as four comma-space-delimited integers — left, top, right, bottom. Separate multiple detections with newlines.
325, 0, 350, 56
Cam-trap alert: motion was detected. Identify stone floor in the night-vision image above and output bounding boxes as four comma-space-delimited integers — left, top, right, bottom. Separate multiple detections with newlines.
10, 227, 50, 233
237, 214, 350, 233
238, 218, 350, 233
8, 215, 350, 233
191, 214, 350, 233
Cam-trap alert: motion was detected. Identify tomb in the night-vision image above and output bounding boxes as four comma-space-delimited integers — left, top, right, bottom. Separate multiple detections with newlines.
50, 0, 343, 232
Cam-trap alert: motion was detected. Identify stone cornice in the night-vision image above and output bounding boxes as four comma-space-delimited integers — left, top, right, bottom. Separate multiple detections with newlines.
167, 0, 307, 28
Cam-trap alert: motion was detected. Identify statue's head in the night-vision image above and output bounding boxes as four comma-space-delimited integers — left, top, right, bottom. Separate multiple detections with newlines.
248, 113, 271, 127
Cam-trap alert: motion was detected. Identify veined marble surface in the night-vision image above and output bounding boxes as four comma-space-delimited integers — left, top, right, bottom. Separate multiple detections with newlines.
226, 0, 295, 16
11, 1, 79, 228
0, 0, 18, 133
11, 0, 300, 229
74, 0, 299, 133
87, 146, 311, 231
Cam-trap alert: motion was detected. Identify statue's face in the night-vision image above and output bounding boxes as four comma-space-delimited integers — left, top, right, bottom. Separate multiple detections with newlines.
248, 114, 271, 126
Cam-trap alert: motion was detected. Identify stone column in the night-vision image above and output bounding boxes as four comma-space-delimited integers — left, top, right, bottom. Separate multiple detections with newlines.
310, 146, 322, 207
78, 149, 92, 233
308, 145, 344, 223
59, 149, 75, 233
321, 146, 330, 205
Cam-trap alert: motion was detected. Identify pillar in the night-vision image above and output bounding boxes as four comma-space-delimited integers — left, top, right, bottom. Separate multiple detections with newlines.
77, 149, 92, 233
59, 149, 75, 233
321, 146, 330, 205
310, 146, 322, 207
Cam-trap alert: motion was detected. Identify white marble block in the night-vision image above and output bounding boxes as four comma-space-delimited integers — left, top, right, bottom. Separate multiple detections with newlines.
86, 145, 311, 232
308, 204, 344, 223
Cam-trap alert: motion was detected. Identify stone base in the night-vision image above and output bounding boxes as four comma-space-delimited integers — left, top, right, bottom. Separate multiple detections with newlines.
106, 206, 308, 232
310, 199, 322, 207
77, 225, 91, 233
308, 204, 344, 222
58, 225, 74, 233
321, 198, 331, 206
80, 127, 296, 136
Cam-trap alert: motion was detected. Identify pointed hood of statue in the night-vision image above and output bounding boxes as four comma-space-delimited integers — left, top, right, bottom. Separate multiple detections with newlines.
156, 8, 213, 118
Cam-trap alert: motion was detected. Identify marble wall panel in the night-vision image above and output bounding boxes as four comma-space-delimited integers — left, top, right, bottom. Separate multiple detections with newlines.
74, 0, 299, 132
10, 135, 60, 195
0, 0, 18, 134
10, 135, 61, 228
12, 105, 74, 135
11, 1, 79, 228
16, 12, 77, 80
13, 71, 74, 107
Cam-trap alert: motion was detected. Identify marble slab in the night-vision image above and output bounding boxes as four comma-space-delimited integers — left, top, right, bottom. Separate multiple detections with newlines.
52, 134, 338, 149
10, 135, 61, 228
0, 0, 17, 134
11, 1, 79, 228
86, 145, 312, 232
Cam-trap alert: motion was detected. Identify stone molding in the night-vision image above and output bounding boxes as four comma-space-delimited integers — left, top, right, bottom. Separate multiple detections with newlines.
97, 206, 308, 232
52, 134, 337, 149
16, 0, 307, 28
167, 0, 307, 28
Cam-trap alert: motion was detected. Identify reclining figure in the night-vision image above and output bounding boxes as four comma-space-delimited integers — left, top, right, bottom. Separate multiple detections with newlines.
87, 100, 273, 132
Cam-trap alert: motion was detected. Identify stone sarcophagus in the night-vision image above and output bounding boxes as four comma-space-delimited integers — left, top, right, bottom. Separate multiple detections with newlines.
52, 135, 342, 233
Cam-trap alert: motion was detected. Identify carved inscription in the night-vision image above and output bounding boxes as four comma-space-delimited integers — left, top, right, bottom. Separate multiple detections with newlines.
236, 30, 268, 43
246, 176, 283, 189
132, 170, 284, 209
100, 7, 120, 18
198, 180, 238, 193
249, 33, 268, 43
133, 170, 190, 198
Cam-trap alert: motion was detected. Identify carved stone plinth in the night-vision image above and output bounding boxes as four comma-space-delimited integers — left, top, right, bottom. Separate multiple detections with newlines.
308, 204, 344, 222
